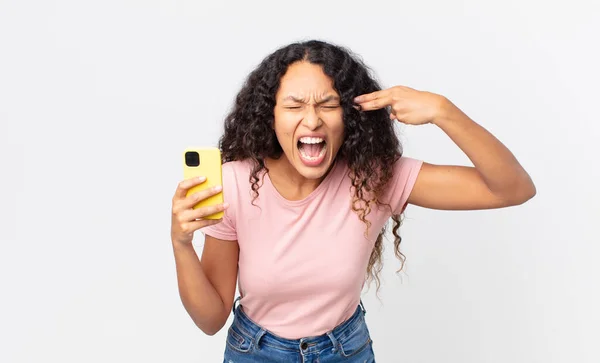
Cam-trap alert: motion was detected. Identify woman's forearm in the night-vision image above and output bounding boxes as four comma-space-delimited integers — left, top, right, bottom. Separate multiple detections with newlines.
172, 241, 228, 335
434, 99, 536, 203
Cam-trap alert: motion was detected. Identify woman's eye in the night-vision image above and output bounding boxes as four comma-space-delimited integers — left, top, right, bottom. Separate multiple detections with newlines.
285, 106, 302, 110
322, 105, 340, 109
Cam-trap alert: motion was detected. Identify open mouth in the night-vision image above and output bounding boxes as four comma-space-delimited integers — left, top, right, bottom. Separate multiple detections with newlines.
297, 136, 327, 166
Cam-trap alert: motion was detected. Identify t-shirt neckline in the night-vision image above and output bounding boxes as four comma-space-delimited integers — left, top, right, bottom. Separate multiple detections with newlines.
263, 160, 342, 207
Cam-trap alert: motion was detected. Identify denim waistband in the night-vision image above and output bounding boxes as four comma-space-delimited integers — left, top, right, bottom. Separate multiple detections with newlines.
231, 303, 367, 354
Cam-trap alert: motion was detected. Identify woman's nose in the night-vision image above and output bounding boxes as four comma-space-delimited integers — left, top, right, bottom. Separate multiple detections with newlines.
302, 106, 323, 130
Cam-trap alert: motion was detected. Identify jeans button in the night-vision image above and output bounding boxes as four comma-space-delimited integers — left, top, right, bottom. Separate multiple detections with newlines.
300, 342, 308, 350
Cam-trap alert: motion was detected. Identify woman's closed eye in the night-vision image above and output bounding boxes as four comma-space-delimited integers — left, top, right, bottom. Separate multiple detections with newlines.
282, 104, 340, 110
283, 103, 304, 110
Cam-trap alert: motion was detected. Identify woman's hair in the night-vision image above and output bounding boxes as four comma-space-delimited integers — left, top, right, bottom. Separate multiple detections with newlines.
219, 40, 405, 291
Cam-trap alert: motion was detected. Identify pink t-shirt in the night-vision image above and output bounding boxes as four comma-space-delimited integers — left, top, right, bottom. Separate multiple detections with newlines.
201, 156, 423, 339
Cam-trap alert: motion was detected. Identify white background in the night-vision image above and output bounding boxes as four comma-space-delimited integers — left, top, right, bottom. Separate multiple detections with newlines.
1, 0, 599, 362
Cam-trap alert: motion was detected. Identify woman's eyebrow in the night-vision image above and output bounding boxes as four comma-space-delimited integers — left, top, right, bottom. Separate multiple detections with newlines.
282, 95, 340, 104
315, 95, 340, 104
282, 96, 306, 103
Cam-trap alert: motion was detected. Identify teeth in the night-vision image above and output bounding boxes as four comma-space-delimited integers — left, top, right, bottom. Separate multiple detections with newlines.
299, 137, 324, 144
299, 144, 327, 161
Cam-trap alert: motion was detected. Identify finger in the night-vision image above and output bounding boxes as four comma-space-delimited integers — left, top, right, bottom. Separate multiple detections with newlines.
180, 218, 223, 235
356, 94, 393, 111
174, 176, 207, 199
390, 113, 398, 121
176, 201, 228, 224
174, 185, 223, 213
353, 89, 389, 104
191, 202, 229, 220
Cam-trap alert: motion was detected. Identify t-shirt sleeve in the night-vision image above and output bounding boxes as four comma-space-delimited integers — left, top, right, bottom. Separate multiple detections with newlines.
383, 156, 424, 215
200, 163, 237, 241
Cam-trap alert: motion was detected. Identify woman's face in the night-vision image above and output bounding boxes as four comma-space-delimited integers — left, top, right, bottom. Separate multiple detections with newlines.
273, 61, 345, 180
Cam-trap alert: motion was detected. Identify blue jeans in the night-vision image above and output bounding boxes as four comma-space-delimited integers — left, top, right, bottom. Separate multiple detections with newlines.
223, 302, 376, 363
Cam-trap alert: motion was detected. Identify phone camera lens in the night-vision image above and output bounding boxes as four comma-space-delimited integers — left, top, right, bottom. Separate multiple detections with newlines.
185, 151, 200, 167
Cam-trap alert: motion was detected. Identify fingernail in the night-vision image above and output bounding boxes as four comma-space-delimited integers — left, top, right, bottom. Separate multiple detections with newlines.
223, 202, 230, 209
214, 185, 222, 192
198, 176, 206, 181
354, 96, 361, 102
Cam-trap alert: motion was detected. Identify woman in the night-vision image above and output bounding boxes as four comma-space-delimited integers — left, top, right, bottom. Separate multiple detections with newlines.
170, 40, 535, 362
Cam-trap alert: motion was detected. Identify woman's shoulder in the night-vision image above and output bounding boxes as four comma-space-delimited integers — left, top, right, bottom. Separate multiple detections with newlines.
222, 159, 252, 172
221, 159, 258, 184
335, 155, 422, 179
223, 157, 259, 170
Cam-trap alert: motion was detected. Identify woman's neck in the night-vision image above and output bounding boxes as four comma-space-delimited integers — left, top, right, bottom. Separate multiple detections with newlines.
265, 156, 327, 201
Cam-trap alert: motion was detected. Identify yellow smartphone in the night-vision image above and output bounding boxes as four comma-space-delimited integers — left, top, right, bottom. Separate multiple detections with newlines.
183, 147, 224, 219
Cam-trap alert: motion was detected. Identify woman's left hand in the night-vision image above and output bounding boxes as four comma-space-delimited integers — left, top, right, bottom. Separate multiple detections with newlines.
353, 86, 450, 126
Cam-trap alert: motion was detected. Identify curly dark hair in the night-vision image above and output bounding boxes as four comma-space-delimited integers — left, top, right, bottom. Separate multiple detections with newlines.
219, 40, 405, 291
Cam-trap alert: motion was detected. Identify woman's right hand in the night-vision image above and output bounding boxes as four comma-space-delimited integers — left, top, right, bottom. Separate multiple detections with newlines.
171, 176, 229, 245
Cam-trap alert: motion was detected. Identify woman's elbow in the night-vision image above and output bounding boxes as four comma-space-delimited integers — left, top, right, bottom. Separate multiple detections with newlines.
195, 318, 227, 336
508, 179, 537, 206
